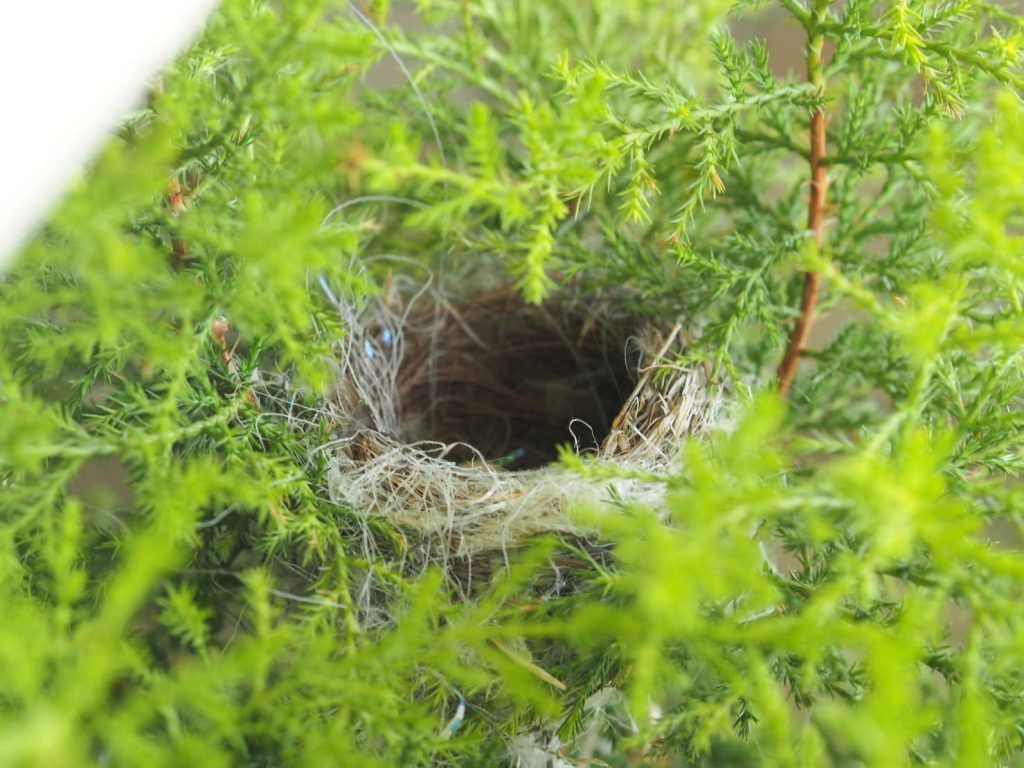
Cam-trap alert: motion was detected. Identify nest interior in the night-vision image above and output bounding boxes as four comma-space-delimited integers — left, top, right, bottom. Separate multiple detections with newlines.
393, 290, 638, 469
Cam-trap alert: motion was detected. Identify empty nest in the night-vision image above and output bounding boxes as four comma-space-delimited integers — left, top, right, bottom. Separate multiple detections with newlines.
323, 281, 724, 556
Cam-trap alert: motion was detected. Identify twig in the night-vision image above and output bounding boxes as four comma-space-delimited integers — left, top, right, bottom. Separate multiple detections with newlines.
607, 322, 682, 437
489, 638, 567, 691
212, 316, 260, 408
168, 177, 189, 270
778, 13, 829, 398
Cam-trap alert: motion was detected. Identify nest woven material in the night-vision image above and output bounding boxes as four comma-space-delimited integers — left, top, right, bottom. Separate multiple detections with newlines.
325, 283, 724, 556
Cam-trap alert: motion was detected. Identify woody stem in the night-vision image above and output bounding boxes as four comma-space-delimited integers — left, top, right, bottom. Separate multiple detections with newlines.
778, 16, 828, 397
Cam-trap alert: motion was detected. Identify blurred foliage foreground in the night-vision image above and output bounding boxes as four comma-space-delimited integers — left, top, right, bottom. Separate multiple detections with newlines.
3, 1, 1024, 765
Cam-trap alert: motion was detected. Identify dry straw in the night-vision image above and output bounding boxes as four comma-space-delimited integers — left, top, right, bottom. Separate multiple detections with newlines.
322, 276, 725, 558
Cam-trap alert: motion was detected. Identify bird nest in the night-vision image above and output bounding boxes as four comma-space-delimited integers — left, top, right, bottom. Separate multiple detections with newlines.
324, 281, 724, 557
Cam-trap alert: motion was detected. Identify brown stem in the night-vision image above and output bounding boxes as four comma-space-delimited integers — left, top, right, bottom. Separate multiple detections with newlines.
168, 177, 190, 270
778, 93, 829, 396
212, 317, 260, 408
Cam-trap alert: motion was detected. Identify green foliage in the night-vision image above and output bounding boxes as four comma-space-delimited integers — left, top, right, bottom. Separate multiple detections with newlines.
2, 0, 1024, 765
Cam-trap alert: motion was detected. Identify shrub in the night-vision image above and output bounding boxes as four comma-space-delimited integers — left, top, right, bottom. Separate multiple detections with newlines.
2, 1, 1024, 765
